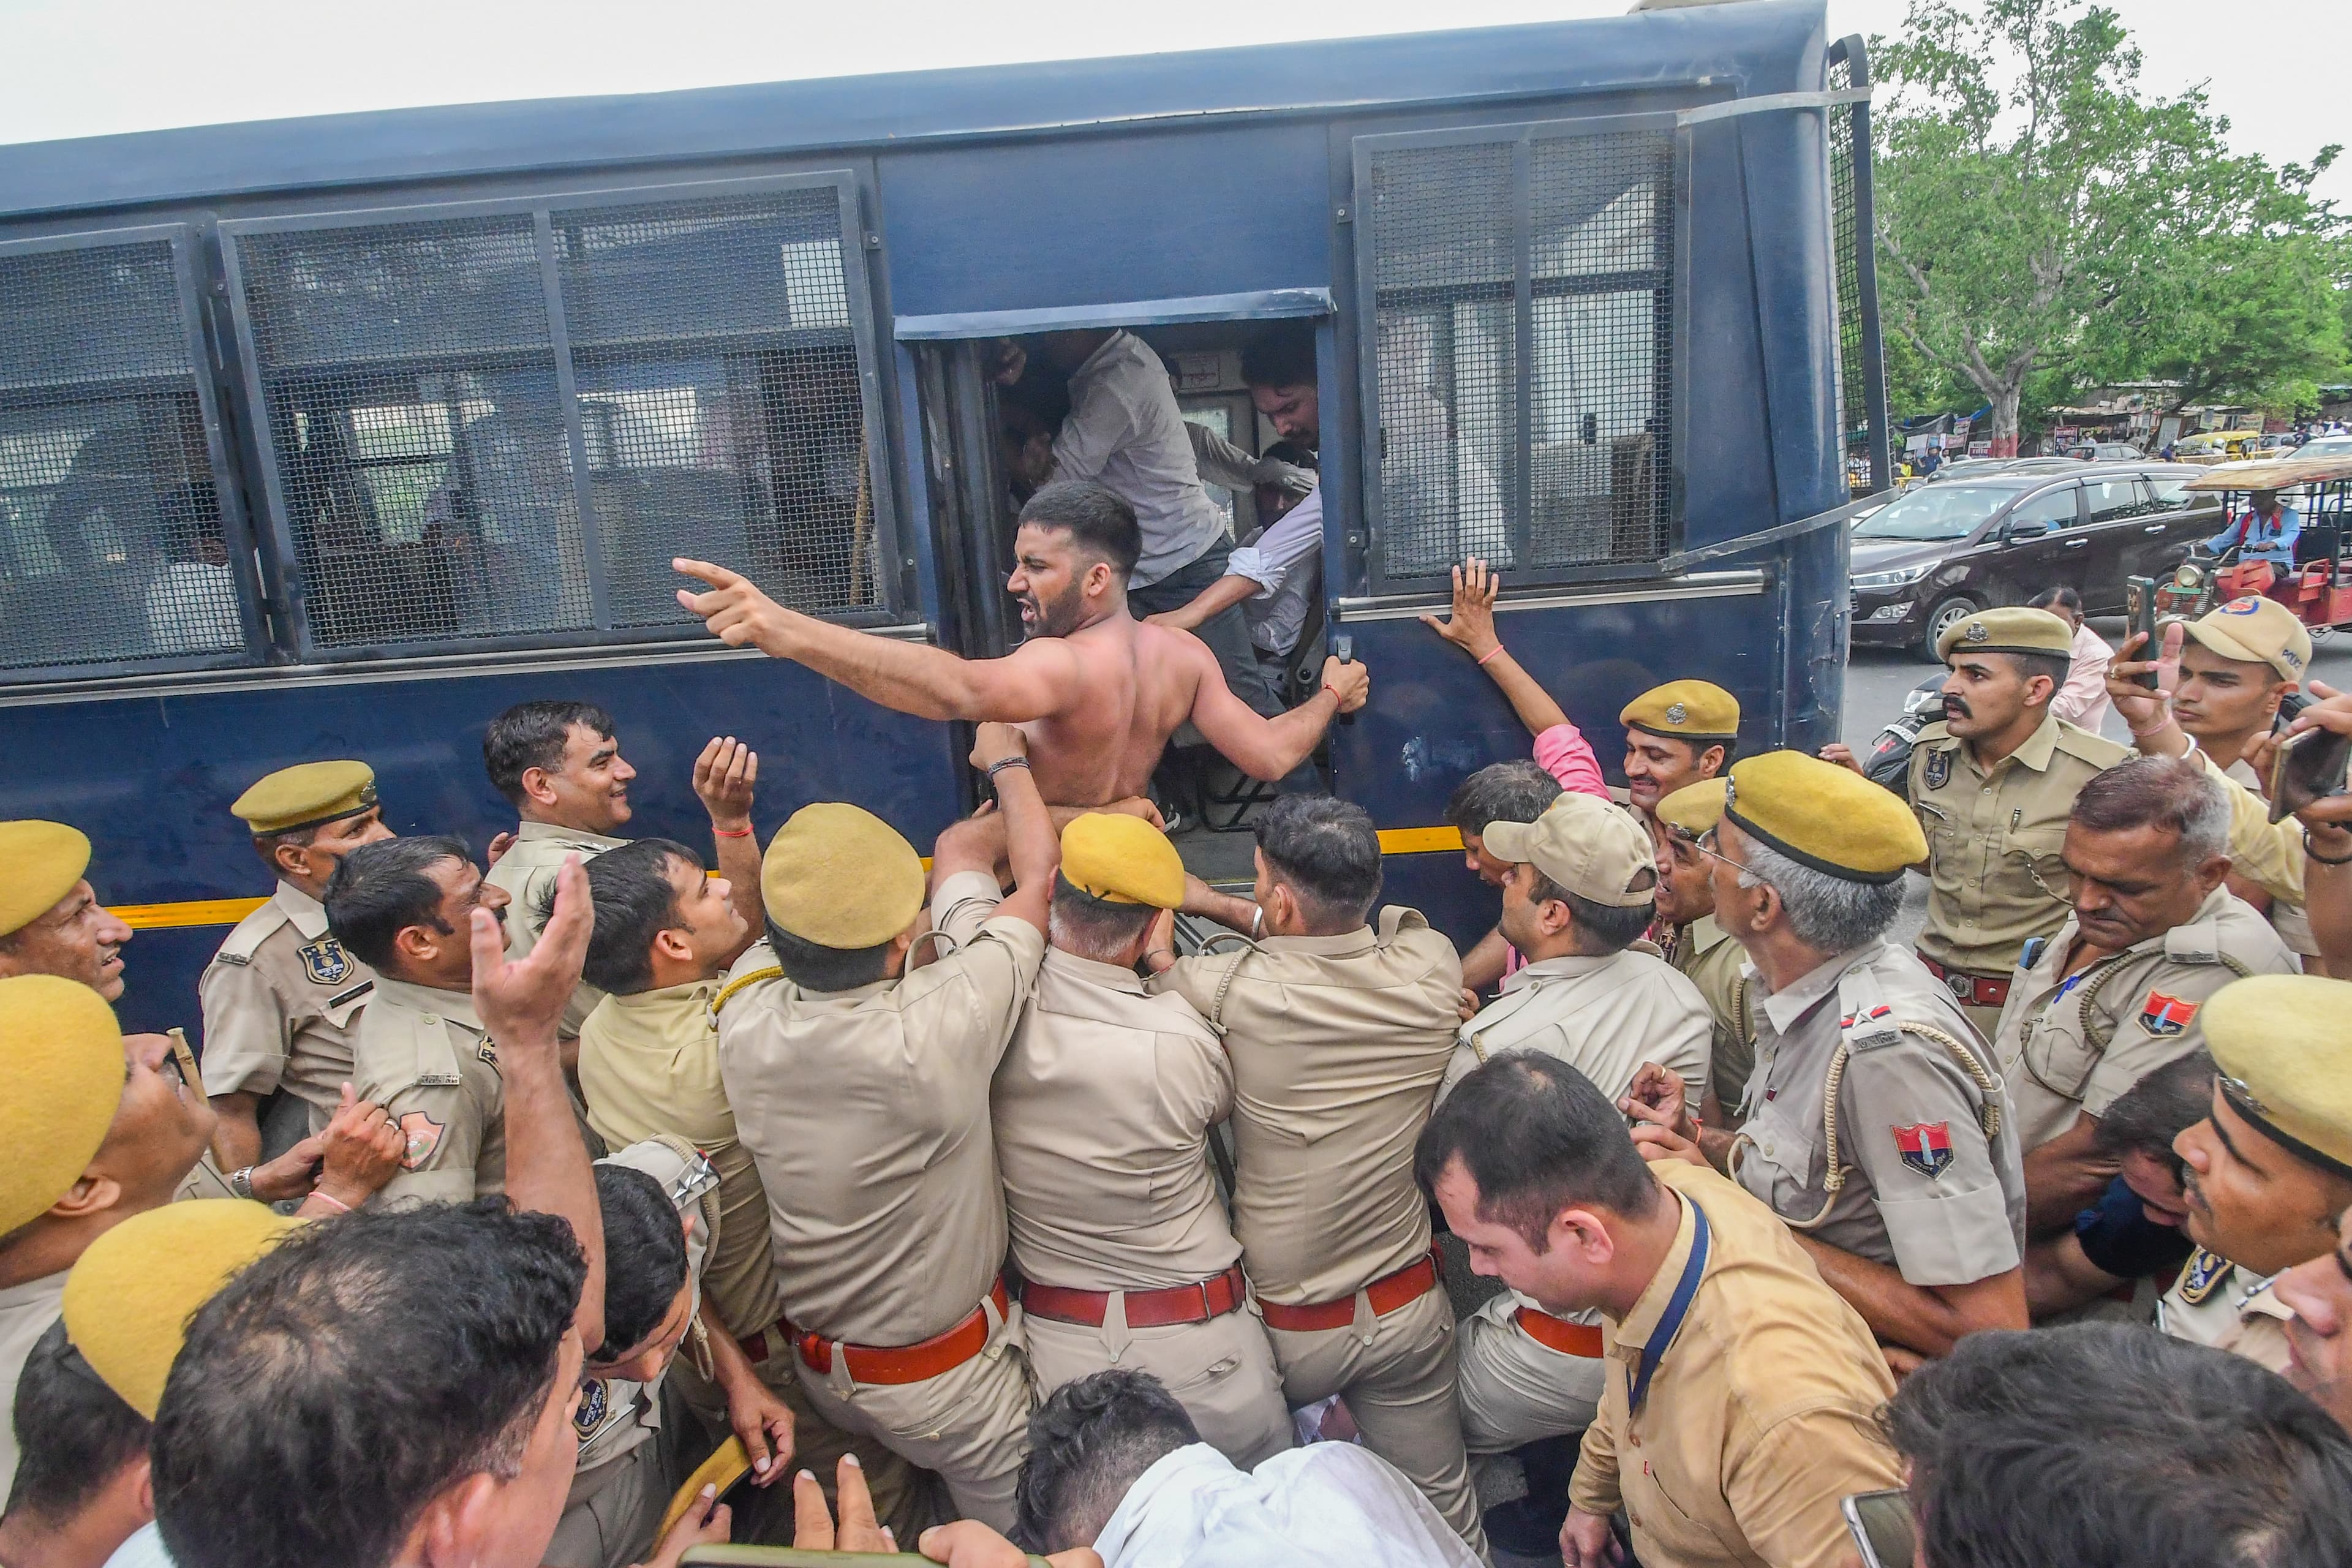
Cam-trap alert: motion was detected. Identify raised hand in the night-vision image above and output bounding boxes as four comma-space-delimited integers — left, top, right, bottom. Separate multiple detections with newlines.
1419, 558, 1503, 658
969, 722, 1029, 774
634, 1483, 731, 1568
472, 854, 592, 1052
674, 559, 801, 655
693, 736, 758, 832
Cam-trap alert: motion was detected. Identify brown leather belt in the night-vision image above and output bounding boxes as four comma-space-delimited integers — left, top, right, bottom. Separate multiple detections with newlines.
1021, 1264, 1248, 1330
794, 1280, 1010, 1385
741, 1314, 794, 1365
1257, 1250, 1442, 1333
1515, 1306, 1607, 1358
1918, 953, 2011, 1009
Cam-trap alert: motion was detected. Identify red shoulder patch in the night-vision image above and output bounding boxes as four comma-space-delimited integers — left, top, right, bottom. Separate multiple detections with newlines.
2139, 993, 2198, 1038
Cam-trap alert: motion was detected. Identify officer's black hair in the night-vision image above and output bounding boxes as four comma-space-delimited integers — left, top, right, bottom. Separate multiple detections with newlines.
767, 921, 896, 994
1239, 326, 1317, 391
2009, 650, 2073, 699
322, 834, 472, 973
1882, 1322, 2352, 1568
1445, 760, 1563, 840
2, 1319, 149, 1532
592, 1164, 688, 1362
1013, 1369, 1201, 1554
2029, 584, 2085, 616
151, 1199, 586, 1568
483, 699, 619, 809
1261, 439, 1319, 472
1018, 481, 1142, 580
1253, 793, 1382, 932
1414, 1052, 1660, 1253
581, 839, 704, 996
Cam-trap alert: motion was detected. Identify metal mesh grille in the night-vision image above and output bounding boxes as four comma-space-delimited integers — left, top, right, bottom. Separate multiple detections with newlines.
0, 238, 245, 673
1362, 129, 1675, 586
237, 216, 590, 649
552, 189, 875, 628
1828, 53, 1876, 477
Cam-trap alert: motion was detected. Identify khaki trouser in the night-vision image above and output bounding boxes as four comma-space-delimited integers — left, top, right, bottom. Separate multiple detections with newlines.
1454, 1293, 1607, 1454
1958, 999, 2004, 1040
1264, 1285, 1487, 1557
793, 1302, 1035, 1532
671, 1337, 946, 1545
1023, 1303, 1292, 1469
547, 1385, 690, 1568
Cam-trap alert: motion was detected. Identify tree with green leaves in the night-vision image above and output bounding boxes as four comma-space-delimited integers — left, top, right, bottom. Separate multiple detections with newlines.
1872, 0, 2345, 451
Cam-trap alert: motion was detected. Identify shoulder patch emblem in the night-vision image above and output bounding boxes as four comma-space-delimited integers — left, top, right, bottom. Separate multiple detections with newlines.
2179, 1246, 2234, 1305
396, 1111, 445, 1170
1891, 1121, 1954, 1180
574, 1377, 610, 1437
1923, 748, 1953, 791
2219, 596, 2263, 617
477, 1037, 499, 1069
296, 937, 354, 986
2140, 992, 2198, 1037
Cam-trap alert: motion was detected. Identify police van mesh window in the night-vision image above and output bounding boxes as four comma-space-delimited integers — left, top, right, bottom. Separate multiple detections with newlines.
1828, 52, 1873, 473
1362, 127, 1675, 587
232, 187, 876, 654
0, 238, 244, 674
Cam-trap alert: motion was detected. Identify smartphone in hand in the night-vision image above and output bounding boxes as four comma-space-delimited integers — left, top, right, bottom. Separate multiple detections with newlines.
2270, 726, 2352, 824
2124, 576, 2160, 690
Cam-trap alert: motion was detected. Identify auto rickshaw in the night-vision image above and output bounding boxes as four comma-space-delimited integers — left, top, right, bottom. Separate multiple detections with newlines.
2173, 429, 2265, 466
2154, 456, 2352, 638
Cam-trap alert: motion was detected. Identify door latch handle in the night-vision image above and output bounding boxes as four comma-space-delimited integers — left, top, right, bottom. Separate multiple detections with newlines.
2144, 524, 2168, 533
2064, 538, 2087, 548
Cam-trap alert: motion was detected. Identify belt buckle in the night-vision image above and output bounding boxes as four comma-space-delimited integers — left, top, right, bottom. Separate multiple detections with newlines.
1190, 1278, 1215, 1321
1945, 971, 1974, 1003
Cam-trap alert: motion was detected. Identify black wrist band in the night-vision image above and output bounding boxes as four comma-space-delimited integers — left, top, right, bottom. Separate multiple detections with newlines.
2305, 829, 2352, 865
986, 756, 1031, 779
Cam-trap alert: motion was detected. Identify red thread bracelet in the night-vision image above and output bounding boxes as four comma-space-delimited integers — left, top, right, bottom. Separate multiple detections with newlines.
712, 824, 755, 839
1476, 645, 1505, 666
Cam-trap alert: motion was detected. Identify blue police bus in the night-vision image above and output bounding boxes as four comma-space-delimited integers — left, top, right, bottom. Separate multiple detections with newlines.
0, 0, 1887, 1042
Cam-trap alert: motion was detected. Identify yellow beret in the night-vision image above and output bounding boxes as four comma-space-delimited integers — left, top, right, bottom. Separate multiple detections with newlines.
761, 803, 925, 950
63, 1199, 298, 1419
1655, 778, 1728, 840
231, 761, 379, 835
1723, 750, 1926, 884
2185, 595, 2311, 683
1936, 605, 2074, 662
1619, 680, 1740, 743
2204, 975, 2352, 1179
1060, 813, 1184, 910
0, 820, 91, 938
0, 976, 125, 1235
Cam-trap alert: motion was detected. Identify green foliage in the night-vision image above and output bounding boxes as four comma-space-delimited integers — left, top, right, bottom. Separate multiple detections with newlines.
1871, 0, 2347, 442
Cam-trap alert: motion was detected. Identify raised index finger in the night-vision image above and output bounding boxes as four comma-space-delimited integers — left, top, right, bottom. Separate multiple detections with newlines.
673, 557, 746, 590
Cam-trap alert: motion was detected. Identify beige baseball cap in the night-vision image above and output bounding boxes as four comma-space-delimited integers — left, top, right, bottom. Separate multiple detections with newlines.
1478, 793, 1657, 908
2184, 595, 2311, 682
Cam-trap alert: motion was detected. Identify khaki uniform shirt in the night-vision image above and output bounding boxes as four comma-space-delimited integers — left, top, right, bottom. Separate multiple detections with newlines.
714, 870, 1045, 1346
1569, 1161, 1902, 1568
1149, 908, 1460, 1305
573, 1139, 713, 1489
1994, 886, 2293, 1151
351, 976, 507, 1205
1442, 948, 1713, 1110
1665, 914, 1754, 1114
0, 1270, 67, 1512
2224, 756, 2320, 957
485, 821, 628, 1038
197, 880, 375, 1125
579, 981, 782, 1341
2159, 1249, 2293, 1374
996, 949, 1237, 1290
1735, 941, 2026, 1286
1910, 714, 2130, 976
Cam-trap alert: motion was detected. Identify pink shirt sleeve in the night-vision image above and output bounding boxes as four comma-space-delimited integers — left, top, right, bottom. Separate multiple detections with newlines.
1532, 722, 1611, 799
2052, 625, 2112, 726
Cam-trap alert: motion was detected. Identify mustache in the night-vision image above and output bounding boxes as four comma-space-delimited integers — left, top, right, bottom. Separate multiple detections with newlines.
1943, 696, 1972, 718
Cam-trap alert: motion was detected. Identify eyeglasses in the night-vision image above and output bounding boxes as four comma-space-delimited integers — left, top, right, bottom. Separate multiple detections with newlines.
1689, 827, 1754, 878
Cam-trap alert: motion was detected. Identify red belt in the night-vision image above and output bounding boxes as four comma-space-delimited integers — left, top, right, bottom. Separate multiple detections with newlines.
1257, 1250, 1442, 1333
1515, 1306, 1608, 1358
741, 1314, 794, 1365
1918, 953, 2011, 1008
1021, 1264, 1248, 1330
794, 1280, 1010, 1385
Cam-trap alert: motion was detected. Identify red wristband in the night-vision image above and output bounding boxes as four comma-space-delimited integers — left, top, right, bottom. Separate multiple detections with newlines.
712, 824, 755, 839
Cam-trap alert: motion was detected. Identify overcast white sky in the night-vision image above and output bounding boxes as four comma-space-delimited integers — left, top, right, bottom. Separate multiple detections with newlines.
0, 0, 2342, 205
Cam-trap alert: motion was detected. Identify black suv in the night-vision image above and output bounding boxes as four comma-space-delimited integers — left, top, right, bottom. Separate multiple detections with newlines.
1849, 462, 2220, 660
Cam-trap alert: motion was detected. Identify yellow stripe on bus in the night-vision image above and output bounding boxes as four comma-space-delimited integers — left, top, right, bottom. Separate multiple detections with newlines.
107, 831, 1464, 932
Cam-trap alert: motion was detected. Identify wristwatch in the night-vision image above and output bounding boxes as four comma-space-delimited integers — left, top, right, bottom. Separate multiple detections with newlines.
230, 1165, 257, 1200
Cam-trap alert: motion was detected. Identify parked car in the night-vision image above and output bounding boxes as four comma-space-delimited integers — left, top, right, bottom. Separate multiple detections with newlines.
2067, 441, 2144, 462
1849, 462, 2222, 660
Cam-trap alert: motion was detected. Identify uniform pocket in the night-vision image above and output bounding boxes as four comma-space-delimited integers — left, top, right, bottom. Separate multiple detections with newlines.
2021, 1014, 2100, 1099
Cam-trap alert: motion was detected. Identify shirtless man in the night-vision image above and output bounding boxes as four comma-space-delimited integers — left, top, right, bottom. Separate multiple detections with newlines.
674, 480, 1368, 810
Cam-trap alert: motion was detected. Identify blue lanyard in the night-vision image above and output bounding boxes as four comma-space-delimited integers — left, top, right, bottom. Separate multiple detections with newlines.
1627, 1199, 1713, 1417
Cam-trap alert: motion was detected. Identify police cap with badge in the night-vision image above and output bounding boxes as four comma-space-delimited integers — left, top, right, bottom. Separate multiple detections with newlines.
1934, 605, 2075, 664
0, 820, 93, 940
1654, 778, 1728, 844
2204, 974, 2352, 1184
2185, 596, 2312, 684
1621, 680, 1741, 745
1721, 750, 1928, 882
231, 761, 380, 838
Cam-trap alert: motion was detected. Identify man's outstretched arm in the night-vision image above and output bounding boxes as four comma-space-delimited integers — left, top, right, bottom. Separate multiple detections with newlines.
1185, 638, 1369, 781
676, 559, 1082, 723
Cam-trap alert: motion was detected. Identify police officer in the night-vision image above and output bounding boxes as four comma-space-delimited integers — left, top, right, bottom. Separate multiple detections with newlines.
1651, 779, 1753, 1126
712, 723, 1054, 1532
1838, 606, 2130, 1037
0, 820, 132, 1000
201, 762, 392, 1170
1991, 756, 2293, 1236
1148, 795, 1479, 1551
996, 812, 1289, 1469
1441, 789, 1712, 1453
1617, 680, 1741, 820
325, 835, 514, 1205
2161, 975, 2352, 1376
1661, 749, 2030, 1362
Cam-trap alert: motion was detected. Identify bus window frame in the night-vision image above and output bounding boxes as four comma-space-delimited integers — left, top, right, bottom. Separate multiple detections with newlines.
214, 170, 904, 667
0, 221, 275, 685
1348, 108, 1691, 599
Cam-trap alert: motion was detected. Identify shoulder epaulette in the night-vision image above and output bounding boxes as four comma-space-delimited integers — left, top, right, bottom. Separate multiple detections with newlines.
213, 900, 293, 965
